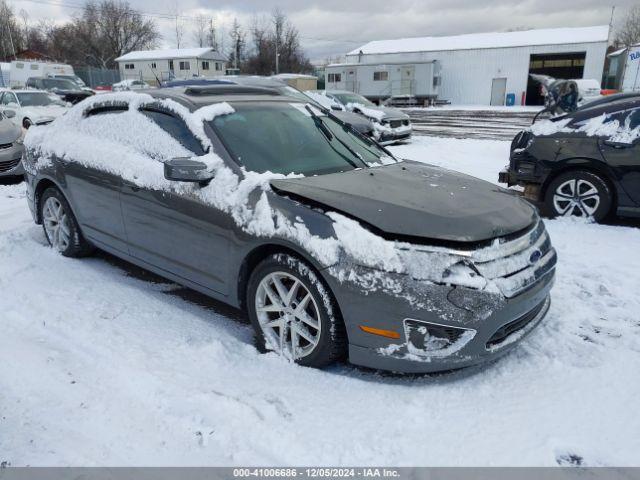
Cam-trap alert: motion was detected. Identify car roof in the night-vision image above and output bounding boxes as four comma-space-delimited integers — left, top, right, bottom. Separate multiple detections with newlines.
149, 85, 305, 109
566, 97, 640, 124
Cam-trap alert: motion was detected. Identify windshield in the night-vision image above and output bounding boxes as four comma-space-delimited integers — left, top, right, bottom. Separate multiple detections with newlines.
332, 93, 375, 107
43, 78, 77, 90
210, 102, 395, 176
17, 92, 64, 107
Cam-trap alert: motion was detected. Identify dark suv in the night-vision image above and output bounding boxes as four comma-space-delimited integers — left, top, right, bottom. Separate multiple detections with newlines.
23, 85, 556, 373
26, 77, 94, 104
500, 97, 640, 221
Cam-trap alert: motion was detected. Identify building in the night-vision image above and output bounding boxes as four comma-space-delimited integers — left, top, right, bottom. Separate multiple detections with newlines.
326, 26, 609, 106
271, 73, 318, 91
115, 48, 227, 85
604, 45, 640, 92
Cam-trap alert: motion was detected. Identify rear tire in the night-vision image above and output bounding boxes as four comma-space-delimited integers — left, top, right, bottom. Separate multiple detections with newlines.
40, 187, 94, 257
246, 253, 346, 368
543, 170, 612, 222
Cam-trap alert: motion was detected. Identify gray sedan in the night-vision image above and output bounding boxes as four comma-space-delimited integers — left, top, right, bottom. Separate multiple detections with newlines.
0, 111, 24, 179
23, 85, 555, 373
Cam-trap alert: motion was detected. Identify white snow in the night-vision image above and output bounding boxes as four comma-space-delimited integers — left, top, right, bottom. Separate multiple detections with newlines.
348, 25, 609, 56
2, 134, 640, 467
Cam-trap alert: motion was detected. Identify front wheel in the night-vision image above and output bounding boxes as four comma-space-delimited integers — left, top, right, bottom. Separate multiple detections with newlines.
246, 253, 346, 368
40, 187, 94, 257
543, 170, 612, 222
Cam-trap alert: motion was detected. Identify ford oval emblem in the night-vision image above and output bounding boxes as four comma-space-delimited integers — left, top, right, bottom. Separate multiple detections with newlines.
529, 250, 542, 264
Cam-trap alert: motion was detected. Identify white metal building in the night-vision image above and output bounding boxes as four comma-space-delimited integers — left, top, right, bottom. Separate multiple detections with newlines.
115, 48, 227, 85
326, 26, 610, 106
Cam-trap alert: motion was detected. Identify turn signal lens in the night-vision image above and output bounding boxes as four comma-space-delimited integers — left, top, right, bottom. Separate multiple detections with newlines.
359, 325, 401, 339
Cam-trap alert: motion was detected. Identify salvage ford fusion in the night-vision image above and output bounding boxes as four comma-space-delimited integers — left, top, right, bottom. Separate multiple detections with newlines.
22, 85, 556, 373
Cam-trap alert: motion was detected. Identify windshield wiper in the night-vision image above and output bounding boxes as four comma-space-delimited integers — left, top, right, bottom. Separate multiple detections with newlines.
305, 104, 367, 168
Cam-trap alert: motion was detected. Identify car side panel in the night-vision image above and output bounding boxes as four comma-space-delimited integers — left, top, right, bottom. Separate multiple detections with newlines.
599, 141, 640, 206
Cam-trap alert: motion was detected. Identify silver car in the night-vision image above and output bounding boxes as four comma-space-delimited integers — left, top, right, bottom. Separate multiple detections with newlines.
0, 111, 24, 179
313, 90, 412, 145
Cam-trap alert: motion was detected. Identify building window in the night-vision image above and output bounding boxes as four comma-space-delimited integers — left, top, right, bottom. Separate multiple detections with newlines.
201, 61, 210, 70
373, 71, 388, 81
150, 62, 157, 69
179, 61, 190, 71
215, 62, 222, 71
327, 73, 341, 83
124, 63, 134, 70
30, 64, 39, 70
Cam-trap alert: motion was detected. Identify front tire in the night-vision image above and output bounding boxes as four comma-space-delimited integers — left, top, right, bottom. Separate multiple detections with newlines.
246, 253, 346, 368
40, 187, 94, 257
543, 170, 612, 222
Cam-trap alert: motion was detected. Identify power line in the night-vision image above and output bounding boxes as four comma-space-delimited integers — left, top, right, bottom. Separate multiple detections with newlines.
14, 0, 364, 45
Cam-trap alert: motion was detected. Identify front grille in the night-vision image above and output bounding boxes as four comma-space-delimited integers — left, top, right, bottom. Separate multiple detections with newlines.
0, 158, 20, 173
471, 220, 556, 298
389, 120, 402, 128
486, 298, 547, 349
0, 142, 12, 150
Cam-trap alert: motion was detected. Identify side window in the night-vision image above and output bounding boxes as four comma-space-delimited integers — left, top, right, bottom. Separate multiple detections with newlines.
2, 93, 17, 105
625, 109, 640, 130
86, 105, 128, 117
141, 109, 205, 156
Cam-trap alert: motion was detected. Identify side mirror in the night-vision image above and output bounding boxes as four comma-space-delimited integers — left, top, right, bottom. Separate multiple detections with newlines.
164, 157, 214, 184
330, 104, 343, 111
4, 110, 16, 118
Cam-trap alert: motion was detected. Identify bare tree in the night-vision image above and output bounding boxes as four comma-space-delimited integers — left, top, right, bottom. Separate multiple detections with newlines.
0, 0, 21, 59
616, 5, 640, 47
207, 18, 218, 51
171, 2, 184, 48
227, 18, 245, 70
192, 14, 207, 48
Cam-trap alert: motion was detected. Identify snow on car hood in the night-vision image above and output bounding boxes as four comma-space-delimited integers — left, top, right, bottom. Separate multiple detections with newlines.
271, 161, 536, 243
22, 105, 68, 123
345, 103, 408, 121
0, 117, 21, 143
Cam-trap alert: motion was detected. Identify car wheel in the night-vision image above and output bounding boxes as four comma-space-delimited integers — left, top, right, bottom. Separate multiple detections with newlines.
247, 253, 347, 368
544, 170, 612, 222
40, 187, 94, 257
23, 118, 32, 129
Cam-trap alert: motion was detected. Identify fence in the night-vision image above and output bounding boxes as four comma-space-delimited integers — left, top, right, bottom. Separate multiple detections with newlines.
73, 66, 121, 88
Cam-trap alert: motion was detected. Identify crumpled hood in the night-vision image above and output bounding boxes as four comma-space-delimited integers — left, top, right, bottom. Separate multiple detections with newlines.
271, 161, 536, 243
0, 118, 21, 143
375, 106, 409, 120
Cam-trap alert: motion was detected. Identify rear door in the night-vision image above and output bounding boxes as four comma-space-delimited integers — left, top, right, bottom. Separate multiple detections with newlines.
599, 108, 640, 206
120, 106, 233, 295
60, 104, 129, 253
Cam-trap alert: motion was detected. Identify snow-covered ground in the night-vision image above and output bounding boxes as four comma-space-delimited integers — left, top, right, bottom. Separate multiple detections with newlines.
1, 136, 640, 467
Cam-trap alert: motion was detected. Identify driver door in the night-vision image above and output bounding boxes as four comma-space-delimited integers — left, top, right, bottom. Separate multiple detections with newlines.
120, 107, 233, 296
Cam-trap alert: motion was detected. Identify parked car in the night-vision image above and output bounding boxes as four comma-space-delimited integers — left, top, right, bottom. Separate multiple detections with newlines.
309, 90, 412, 144
0, 110, 24, 179
0, 89, 69, 129
112, 79, 150, 91
25, 77, 94, 104
500, 97, 640, 222
160, 76, 375, 138
48, 74, 94, 94
23, 86, 556, 373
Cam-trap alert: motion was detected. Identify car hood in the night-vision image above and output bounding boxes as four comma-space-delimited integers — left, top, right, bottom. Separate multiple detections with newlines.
21, 105, 68, 121
375, 106, 409, 120
331, 111, 374, 133
0, 118, 21, 143
270, 161, 536, 243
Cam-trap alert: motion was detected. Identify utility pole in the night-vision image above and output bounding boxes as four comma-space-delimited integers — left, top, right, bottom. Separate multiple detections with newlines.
608, 6, 616, 44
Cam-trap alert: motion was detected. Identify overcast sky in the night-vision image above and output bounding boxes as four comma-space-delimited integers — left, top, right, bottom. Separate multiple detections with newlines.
12, 0, 637, 62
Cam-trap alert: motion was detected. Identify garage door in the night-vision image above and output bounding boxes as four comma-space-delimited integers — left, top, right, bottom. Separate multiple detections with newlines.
526, 52, 586, 105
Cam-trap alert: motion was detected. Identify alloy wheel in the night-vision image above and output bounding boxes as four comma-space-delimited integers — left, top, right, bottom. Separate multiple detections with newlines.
552, 179, 601, 217
255, 271, 321, 360
43, 197, 71, 252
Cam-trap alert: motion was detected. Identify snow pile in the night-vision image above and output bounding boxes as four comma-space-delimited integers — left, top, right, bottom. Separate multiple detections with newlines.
303, 91, 343, 110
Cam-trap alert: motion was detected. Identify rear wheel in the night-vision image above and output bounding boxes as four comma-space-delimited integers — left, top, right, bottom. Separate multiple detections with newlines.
246, 253, 346, 368
543, 170, 612, 222
40, 187, 94, 257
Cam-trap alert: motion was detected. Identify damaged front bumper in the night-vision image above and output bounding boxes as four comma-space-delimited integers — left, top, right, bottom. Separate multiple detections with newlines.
325, 221, 557, 374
